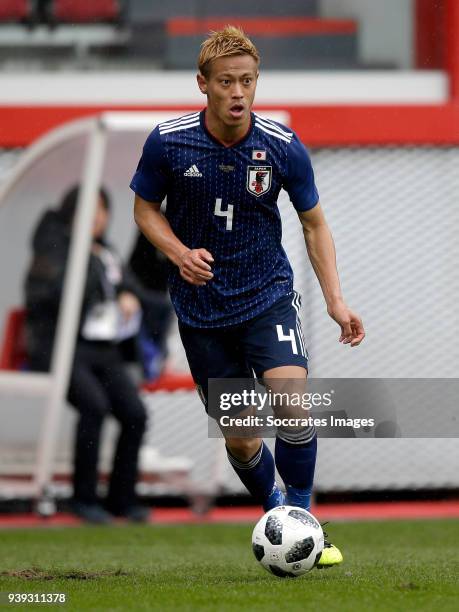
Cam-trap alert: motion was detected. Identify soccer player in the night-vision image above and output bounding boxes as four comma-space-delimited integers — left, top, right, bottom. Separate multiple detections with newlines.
131, 26, 365, 567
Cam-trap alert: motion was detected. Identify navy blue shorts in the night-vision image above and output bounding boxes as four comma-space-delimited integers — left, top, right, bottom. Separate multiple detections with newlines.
178, 291, 308, 407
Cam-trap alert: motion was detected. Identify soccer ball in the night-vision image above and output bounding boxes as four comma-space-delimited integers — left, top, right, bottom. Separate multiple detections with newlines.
251, 505, 324, 578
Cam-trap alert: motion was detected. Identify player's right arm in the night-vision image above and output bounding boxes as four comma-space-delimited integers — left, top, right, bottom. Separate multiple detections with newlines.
131, 126, 213, 286
134, 195, 214, 286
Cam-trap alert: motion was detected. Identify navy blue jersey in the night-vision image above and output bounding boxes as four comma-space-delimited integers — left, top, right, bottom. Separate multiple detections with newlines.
130, 110, 319, 328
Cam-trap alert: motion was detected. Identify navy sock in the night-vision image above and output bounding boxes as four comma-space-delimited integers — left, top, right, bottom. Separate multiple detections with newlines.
226, 441, 276, 507
275, 432, 317, 511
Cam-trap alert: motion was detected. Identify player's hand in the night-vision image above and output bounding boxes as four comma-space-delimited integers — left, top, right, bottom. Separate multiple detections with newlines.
327, 299, 365, 347
118, 291, 141, 321
179, 248, 214, 286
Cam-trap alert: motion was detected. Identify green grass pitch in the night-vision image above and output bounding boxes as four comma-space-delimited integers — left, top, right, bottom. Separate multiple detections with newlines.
1, 519, 458, 611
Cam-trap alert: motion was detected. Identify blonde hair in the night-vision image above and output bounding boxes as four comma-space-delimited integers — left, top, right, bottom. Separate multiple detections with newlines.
198, 25, 260, 77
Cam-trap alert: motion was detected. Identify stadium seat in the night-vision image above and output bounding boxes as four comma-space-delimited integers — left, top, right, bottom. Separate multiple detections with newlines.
0, 0, 29, 22
0, 308, 27, 371
165, 17, 358, 70
141, 371, 195, 392
0, 307, 195, 389
52, 0, 120, 23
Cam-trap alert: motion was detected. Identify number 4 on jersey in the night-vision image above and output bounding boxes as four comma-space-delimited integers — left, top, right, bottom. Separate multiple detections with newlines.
214, 198, 234, 231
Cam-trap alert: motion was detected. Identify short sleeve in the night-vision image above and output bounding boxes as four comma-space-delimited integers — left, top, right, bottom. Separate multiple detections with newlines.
129, 127, 170, 203
283, 134, 319, 212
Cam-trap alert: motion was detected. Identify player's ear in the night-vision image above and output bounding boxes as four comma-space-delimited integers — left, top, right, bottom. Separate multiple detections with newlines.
197, 73, 207, 94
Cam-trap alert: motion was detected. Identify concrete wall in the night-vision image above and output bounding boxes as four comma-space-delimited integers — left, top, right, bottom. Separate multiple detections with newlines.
321, 0, 414, 69
0, 71, 446, 105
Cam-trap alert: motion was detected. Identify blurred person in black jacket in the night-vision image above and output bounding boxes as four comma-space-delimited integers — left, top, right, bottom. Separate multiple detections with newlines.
128, 232, 174, 379
24, 186, 148, 524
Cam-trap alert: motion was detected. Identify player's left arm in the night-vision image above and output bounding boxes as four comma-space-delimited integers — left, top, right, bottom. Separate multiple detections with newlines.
298, 204, 365, 347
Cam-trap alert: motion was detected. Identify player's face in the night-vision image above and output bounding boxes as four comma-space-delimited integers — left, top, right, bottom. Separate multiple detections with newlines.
198, 54, 258, 134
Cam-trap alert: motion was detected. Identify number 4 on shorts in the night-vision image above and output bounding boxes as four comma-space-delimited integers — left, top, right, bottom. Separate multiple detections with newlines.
276, 324, 298, 355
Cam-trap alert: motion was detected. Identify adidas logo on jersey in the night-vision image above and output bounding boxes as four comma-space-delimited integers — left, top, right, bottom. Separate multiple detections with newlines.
184, 164, 202, 177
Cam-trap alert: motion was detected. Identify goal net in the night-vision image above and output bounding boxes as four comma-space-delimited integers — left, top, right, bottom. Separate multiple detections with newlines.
0, 114, 458, 505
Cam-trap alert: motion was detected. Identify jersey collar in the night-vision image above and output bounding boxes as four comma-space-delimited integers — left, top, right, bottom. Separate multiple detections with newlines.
200, 109, 254, 148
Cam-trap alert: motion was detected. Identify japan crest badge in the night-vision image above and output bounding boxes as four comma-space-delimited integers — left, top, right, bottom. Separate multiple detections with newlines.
246, 166, 272, 197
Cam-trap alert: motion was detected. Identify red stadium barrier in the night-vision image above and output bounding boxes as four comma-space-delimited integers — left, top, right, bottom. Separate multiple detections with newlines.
0, 0, 29, 21
2, 103, 459, 148
167, 17, 357, 37
1, 501, 459, 527
52, 0, 119, 23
